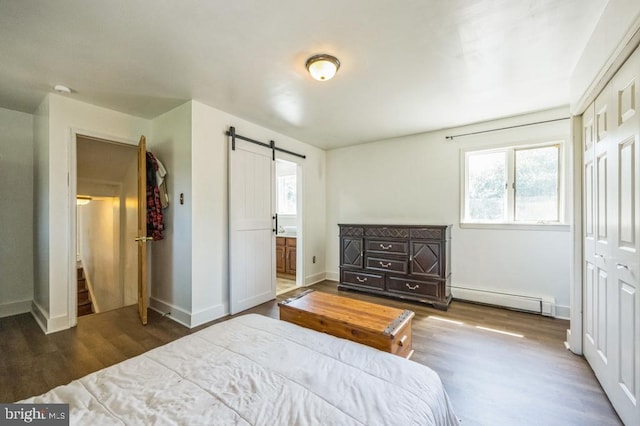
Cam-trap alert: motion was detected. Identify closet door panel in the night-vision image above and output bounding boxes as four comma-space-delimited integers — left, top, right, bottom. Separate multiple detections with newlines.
595, 45, 640, 426
596, 268, 608, 363
583, 102, 599, 362
618, 277, 637, 403
585, 261, 596, 345
596, 152, 609, 245
585, 160, 595, 239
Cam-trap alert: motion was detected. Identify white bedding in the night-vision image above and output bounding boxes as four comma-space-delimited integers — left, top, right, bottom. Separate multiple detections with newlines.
23, 314, 458, 425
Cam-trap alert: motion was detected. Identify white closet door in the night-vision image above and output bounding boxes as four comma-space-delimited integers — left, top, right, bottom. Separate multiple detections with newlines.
583, 100, 601, 373
584, 46, 640, 426
607, 47, 640, 425
229, 138, 276, 315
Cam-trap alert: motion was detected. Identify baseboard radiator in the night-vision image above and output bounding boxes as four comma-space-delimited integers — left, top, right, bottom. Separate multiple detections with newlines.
451, 286, 555, 317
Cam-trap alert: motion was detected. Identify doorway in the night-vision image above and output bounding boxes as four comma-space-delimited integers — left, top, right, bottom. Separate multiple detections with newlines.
75, 136, 139, 316
275, 159, 300, 295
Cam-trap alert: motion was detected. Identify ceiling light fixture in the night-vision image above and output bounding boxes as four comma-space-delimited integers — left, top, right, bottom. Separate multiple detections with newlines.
305, 54, 340, 81
76, 195, 92, 206
54, 84, 71, 94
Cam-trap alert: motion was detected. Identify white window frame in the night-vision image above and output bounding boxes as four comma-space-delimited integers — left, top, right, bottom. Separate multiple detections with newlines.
460, 139, 568, 230
276, 174, 297, 215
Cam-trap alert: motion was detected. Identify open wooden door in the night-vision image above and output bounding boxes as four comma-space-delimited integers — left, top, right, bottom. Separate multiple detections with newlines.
136, 135, 149, 325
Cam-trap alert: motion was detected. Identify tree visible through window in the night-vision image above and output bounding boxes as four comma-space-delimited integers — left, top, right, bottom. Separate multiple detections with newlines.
463, 143, 561, 224
515, 146, 559, 222
277, 175, 296, 214
467, 151, 506, 221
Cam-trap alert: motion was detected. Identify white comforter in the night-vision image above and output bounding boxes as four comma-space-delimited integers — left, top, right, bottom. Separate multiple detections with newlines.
23, 314, 458, 425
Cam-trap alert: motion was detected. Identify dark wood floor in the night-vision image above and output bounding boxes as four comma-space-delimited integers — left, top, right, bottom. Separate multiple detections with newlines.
0, 281, 622, 425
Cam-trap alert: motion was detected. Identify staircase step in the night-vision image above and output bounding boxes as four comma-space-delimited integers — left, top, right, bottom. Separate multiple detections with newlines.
77, 288, 90, 304
77, 278, 87, 291
77, 268, 84, 280
78, 300, 93, 316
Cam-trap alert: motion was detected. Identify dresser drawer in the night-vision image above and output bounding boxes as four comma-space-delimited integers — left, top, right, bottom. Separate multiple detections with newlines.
342, 270, 384, 290
341, 226, 364, 237
365, 227, 410, 238
366, 257, 408, 274
410, 227, 444, 240
366, 240, 408, 255
387, 277, 440, 298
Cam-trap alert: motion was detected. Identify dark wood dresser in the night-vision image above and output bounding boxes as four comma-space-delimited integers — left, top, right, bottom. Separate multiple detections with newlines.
338, 224, 452, 310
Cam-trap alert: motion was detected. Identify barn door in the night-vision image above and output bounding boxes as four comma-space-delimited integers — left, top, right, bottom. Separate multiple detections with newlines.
229, 138, 276, 314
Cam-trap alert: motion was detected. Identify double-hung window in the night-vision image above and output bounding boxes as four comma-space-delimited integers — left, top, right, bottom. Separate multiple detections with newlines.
462, 141, 563, 225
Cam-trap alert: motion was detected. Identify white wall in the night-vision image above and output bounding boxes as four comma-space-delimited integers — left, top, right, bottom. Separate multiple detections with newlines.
148, 102, 193, 324
325, 108, 572, 317
0, 107, 34, 317
190, 101, 225, 323
191, 101, 328, 298
33, 94, 149, 333
191, 100, 327, 319
78, 198, 121, 312
146, 100, 326, 327
33, 98, 50, 322
30, 95, 323, 331
570, 0, 640, 112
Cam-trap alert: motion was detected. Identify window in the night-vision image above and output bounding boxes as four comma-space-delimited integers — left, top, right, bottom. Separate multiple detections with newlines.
276, 174, 297, 214
462, 142, 562, 224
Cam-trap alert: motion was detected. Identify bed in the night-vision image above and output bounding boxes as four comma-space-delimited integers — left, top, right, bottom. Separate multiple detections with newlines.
22, 314, 458, 425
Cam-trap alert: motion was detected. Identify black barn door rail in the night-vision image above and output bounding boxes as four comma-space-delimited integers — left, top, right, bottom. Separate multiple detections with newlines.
226, 126, 306, 160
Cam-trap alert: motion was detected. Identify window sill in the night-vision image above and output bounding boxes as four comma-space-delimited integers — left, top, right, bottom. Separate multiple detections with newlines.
459, 222, 570, 231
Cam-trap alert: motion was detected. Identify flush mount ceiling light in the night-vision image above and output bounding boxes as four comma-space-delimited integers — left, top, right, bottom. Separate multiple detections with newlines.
76, 195, 92, 205
305, 54, 340, 81
54, 84, 71, 93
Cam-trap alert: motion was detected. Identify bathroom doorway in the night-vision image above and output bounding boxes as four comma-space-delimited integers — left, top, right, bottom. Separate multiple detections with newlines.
275, 159, 300, 295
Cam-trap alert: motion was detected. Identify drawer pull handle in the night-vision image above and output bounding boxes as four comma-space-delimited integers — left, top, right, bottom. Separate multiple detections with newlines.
379, 244, 392, 250
379, 262, 391, 268
356, 276, 368, 283
405, 283, 419, 290
399, 335, 407, 347
616, 263, 630, 270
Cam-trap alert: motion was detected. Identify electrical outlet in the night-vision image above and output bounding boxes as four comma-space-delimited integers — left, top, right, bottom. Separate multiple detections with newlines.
312, 256, 316, 264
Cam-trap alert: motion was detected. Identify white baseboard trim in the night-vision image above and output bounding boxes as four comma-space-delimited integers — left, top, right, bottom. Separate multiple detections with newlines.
30, 301, 70, 334
325, 271, 339, 282
149, 297, 191, 328
452, 285, 569, 319
305, 272, 327, 286
31, 301, 48, 333
191, 303, 227, 328
0, 299, 32, 318
149, 297, 228, 328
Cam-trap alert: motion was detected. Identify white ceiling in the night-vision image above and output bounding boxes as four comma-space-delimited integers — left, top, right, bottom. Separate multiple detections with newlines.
77, 136, 136, 184
0, 0, 607, 149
